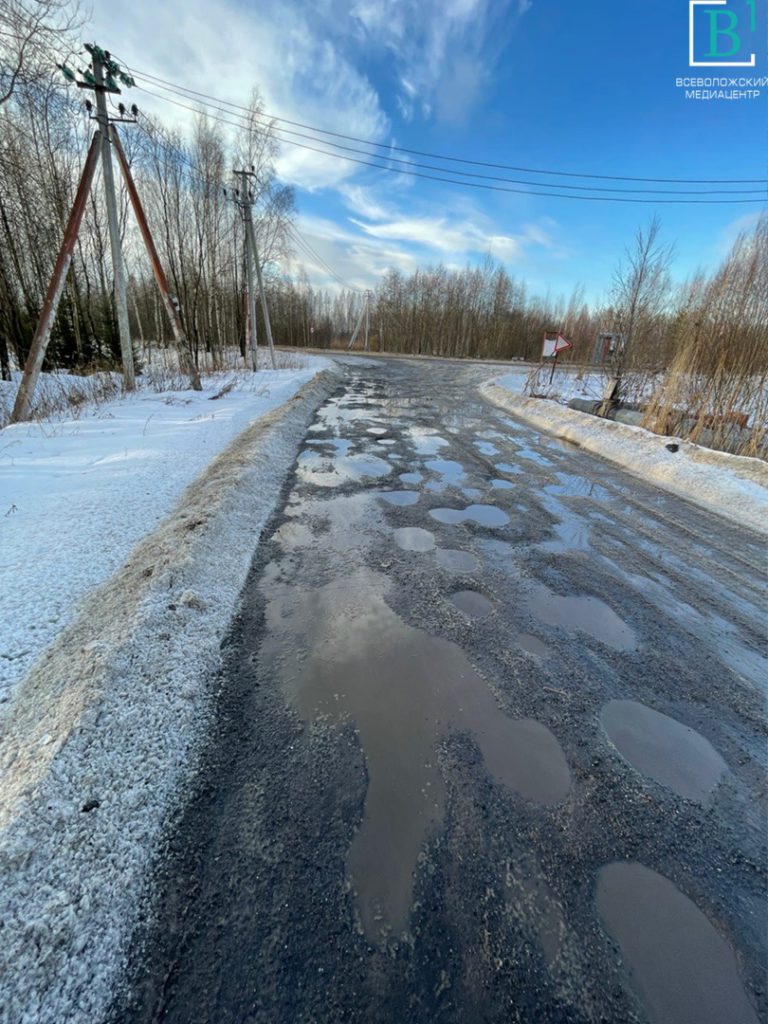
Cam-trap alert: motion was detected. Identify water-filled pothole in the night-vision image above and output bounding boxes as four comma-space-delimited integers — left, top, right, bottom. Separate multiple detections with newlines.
297, 450, 391, 488
379, 490, 420, 507
394, 527, 435, 552
528, 582, 637, 652
600, 700, 726, 801
267, 568, 571, 939
597, 862, 759, 1024
430, 504, 510, 528
436, 549, 479, 573
518, 634, 551, 659
450, 590, 493, 618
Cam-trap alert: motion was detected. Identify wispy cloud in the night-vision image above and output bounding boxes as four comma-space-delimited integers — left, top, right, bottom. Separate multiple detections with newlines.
91, 0, 390, 190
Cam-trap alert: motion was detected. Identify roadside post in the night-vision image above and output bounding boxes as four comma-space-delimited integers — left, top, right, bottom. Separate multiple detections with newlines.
542, 331, 573, 385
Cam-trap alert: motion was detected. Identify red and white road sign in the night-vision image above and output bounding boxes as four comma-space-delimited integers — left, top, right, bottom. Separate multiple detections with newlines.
542, 333, 573, 358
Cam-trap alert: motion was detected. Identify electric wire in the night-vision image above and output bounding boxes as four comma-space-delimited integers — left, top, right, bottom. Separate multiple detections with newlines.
130, 85, 768, 205
120, 61, 768, 187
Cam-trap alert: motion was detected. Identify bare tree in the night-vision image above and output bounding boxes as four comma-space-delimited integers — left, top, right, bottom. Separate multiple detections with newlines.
0, 0, 83, 107
604, 215, 674, 408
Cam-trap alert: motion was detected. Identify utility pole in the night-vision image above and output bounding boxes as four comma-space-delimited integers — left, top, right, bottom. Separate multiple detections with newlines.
235, 170, 277, 370
234, 174, 259, 371
90, 49, 135, 390
112, 130, 201, 390
10, 133, 103, 423
11, 45, 202, 423
364, 290, 370, 352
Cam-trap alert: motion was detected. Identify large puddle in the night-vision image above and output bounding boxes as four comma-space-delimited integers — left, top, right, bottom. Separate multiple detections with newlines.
430, 504, 510, 528
424, 458, 466, 490
600, 700, 726, 801
528, 582, 637, 652
450, 590, 494, 618
297, 449, 391, 488
263, 566, 571, 939
436, 548, 480, 573
597, 862, 759, 1024
394, 526, 435, 552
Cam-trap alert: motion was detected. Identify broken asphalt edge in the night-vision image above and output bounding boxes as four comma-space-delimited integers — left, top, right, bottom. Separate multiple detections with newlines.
480, 381, 768, 538
0, 366, 341, 1024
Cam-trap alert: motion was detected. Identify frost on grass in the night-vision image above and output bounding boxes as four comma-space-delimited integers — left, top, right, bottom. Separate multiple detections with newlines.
0, 358, 330, 702
0, 366, 338, 1024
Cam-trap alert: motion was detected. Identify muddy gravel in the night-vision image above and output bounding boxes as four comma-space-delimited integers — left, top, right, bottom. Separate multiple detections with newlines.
110, 358, 767, 1024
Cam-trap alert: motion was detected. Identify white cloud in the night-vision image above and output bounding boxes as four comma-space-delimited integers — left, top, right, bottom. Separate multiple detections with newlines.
89, 0, 389, 191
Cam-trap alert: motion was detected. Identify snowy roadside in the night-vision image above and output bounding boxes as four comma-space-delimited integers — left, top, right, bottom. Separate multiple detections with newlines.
0, 362, 339, 1024
481, 378, 768, 536
0, 359, 328, 703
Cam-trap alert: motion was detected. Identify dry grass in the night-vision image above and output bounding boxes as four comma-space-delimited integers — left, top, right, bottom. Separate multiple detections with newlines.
642, 215, 768, 458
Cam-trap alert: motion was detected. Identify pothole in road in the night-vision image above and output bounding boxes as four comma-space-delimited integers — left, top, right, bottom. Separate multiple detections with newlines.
407, 428, 450, 456
379, 490, 420, 507
527, 582, 637, 652
430, 504, 510, 528
450, 590, 494, 618
436, 549, 479, 573
297, 450, 392, 488
518, 634, 551, 659
394, 527, 436, 552
474, 440, 499, 456
400, 471, 423, 484
424, 458, 466, 490
266, 567, 571, 941
491, 479, 514, 490
495, 462, 523, 476
597, 862, 759, 1024
600, 700, 726, 801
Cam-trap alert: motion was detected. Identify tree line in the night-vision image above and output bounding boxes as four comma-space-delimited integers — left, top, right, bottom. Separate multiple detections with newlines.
1, 3, 765, 456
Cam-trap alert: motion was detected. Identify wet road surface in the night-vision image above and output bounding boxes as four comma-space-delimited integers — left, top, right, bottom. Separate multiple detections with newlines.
113, 358, 767, 1024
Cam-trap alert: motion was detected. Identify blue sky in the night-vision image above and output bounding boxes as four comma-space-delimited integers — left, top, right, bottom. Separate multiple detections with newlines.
91, 0, 767, 303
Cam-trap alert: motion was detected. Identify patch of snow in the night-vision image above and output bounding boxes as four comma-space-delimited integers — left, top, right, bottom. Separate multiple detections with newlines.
0, 360, 330, 703
0, 366, 338, 1024
482, 380, 768, 536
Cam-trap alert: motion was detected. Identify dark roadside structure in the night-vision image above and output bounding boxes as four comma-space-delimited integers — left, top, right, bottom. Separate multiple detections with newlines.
111, 359, 766, 1024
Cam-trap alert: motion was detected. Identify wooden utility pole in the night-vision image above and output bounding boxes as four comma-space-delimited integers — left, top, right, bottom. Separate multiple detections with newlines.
10, 133, 103, 423
235, 170, 277, 370
10, 45, 203, 423
364, 290, 370, 352
91, 52, 135, 390
235, 179, 259, 371
112, 130, 201, 390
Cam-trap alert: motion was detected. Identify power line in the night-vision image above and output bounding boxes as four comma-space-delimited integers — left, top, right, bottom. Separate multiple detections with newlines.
130, 86, 768, 205
132, 81, 764, 196
286, 223, 362, 292
120, 61, 768, 187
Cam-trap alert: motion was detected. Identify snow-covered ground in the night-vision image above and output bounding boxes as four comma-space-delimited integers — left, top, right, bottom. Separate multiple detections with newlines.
0, 361, 338, 1024
482, 377, 768, 536
0, 360, 329, 702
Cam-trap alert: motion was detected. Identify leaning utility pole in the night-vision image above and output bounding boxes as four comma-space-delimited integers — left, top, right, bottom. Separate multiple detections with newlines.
90, 49, 135, 390
10, 133, 103, 423
112, 130, 201, 390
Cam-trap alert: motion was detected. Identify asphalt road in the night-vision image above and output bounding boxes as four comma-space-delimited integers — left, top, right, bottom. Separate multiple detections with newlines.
112, 358, 767, 1024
